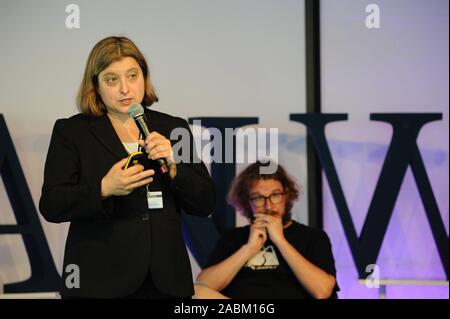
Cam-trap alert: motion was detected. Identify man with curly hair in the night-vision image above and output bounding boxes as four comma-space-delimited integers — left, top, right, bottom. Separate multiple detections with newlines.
194, 161, 338, 299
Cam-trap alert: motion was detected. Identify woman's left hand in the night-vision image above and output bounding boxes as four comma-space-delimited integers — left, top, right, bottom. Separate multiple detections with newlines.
139, 132, 177, 179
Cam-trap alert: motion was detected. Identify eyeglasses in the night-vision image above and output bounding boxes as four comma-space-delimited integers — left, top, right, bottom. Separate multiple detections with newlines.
250, 192, 285, 207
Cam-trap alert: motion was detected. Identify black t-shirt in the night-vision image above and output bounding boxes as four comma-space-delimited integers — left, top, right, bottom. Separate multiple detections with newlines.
206, 221, 339, 299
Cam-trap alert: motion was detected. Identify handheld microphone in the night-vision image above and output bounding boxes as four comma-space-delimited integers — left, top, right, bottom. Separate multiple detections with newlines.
127, 103, 169, 174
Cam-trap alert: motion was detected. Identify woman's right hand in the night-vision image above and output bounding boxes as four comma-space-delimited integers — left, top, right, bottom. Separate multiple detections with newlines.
101, 158, 155, 198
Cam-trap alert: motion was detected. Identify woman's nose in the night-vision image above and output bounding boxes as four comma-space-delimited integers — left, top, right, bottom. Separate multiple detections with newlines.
120, 79, 129, 95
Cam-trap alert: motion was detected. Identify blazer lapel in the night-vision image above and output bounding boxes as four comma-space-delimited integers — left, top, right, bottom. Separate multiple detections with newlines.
144, 108, 167, 137
89, 115, 128, 159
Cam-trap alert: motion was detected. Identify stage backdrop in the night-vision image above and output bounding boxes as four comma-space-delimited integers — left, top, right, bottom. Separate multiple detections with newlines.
0, 0, 448, 299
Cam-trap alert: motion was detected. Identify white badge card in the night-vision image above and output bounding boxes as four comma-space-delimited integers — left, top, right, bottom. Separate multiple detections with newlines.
147, 191, 163, 209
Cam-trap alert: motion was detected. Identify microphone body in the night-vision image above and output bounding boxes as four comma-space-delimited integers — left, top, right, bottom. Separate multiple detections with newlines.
128, 104, 169, 174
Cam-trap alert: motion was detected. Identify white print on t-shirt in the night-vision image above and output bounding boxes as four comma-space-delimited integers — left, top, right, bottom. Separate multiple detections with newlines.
245, 245, 280, 270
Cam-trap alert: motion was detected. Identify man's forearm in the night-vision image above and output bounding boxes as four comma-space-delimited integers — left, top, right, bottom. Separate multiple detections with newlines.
276, 239, 336, 299
196, 244, 257, 292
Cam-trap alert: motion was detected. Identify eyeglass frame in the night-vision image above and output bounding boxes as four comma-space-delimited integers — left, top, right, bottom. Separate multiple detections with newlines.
249, 192, 285, 207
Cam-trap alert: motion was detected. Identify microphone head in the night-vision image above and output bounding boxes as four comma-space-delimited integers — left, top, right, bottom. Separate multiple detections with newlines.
127, 103, 145, 119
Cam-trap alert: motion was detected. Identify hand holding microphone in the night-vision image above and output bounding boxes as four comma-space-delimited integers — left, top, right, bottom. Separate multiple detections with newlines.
128, 104, 173, 176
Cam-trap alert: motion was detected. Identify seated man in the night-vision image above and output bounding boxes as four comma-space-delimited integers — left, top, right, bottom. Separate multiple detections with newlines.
194, 161, 338, 299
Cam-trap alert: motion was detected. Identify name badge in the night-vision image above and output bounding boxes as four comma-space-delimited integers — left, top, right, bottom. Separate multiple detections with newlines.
147, 191, 163, 209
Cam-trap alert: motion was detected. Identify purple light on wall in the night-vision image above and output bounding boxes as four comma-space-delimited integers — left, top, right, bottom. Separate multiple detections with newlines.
324, 139, 448, 299
321, 0, 449, 298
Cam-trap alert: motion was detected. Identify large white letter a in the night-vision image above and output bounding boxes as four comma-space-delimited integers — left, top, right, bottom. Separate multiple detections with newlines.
65, 4, 80, 29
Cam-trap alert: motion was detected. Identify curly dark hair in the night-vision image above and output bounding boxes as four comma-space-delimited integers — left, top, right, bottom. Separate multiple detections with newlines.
227, 161, 300, 221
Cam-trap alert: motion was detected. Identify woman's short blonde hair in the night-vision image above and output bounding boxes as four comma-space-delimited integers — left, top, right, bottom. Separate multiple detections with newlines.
77, 36, 158, 116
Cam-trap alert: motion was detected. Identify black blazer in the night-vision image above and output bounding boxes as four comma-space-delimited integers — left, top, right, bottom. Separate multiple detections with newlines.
39, 109, 215, 298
